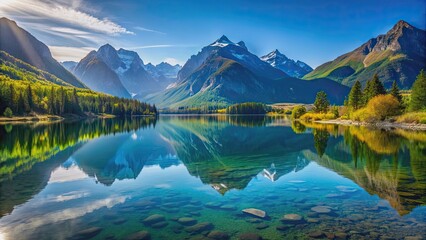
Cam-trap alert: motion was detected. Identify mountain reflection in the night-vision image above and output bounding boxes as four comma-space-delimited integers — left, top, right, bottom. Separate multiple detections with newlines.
0, 116, 424, 216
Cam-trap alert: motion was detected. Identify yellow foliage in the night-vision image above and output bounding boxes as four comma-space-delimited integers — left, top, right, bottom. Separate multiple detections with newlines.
300, 112, 336, 121
349, 126, 400, 154
396, 112, 426, 124
351, 94, 400, 122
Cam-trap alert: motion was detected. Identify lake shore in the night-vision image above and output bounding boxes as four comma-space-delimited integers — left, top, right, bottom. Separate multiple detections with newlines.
0, 114, 115, 124
316, 119, 426, 131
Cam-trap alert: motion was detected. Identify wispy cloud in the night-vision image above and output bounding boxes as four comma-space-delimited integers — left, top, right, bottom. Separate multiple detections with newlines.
49, 46, 95, 62
0, 0, 133, 36
135, 26, 166, 35
49, 27, 92, 35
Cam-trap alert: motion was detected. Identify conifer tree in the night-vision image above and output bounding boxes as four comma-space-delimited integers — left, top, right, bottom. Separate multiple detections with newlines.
348, 81, 363, 110
390, 80, 402, 102
27, 85, 34, 110
314, 91, 329, 113
363, 74, 386, 104
409, 70, 426, 111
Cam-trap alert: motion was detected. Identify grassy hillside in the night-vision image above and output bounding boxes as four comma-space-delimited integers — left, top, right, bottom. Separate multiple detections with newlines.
304, 21, 426, 89
0, 51, 156, 117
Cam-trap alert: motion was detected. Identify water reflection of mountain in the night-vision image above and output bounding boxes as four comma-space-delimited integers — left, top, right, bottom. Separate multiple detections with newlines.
0, 117, 156, 216
302, 123, 426, 215
0, 118, 156, 182
1, 116, 424, 216
72, 128, 179, 185
158, 116, 314, 194
71, 116, 310, 188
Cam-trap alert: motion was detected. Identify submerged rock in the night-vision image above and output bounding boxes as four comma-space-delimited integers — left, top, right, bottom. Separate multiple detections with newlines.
242, 208, 266, 218
246, 218, 263, 223
113, 218, 127, 225
151, 221, 168, 228
72, 227, 102, 239
125, 230, 151, 240
184, 222, 214, 234
238, 232, 263, 240
334, 232, 348, 239
256, 223, 269, 229
281, 214, 304, 224
207, 230, 230, 240
308, 231, 325, 238
311, 206, 332, 213
142, 214, 165, 225
276, 225, 290, 231
177, 217, 197, 226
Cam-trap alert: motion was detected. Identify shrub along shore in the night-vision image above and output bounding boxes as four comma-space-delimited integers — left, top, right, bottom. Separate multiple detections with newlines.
291, 70, 426, 130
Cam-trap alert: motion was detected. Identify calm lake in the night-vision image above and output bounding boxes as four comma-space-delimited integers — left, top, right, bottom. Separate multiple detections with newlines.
0, 116, 425, 240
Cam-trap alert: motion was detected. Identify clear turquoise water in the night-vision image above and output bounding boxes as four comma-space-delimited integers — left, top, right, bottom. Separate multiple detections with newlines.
0, 116, 425, 240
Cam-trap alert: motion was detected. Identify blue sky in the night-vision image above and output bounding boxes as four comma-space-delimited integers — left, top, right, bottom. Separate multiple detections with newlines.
0, 0, 424, 67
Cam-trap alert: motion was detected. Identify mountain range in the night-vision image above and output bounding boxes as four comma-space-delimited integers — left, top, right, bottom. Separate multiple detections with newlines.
146, 35, 349, 108
72, 44, 181, 98
1, 17, 424, 109
304, 20, 426, 89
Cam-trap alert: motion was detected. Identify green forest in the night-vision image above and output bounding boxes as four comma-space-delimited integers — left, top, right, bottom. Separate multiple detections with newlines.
225, 102, 271, 114
0, 51, 156, 117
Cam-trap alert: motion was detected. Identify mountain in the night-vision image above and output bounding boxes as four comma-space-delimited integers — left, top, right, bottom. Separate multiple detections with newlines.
147, 35, 349, 108
304, 20, 426, 89
0, 51, 78, 87
261, 49, 313, 78
176, 35, 287, 82
74, 44, 170, 98
144, 62, 182, 90
0, 17, 85, 88
61, 61, 78, 72
73, 46, 131, 98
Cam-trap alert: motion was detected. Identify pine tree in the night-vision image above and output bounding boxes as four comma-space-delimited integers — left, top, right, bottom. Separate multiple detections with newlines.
27, 85, 34, 110
409, 70, 426, 111
314, 91, 329, 113
348, 81, 363, 110
363, 74, 386, 105
9, 84, 16, 112
390, 80, 402, 102
48, 86, 55, 114
17, 92, 25, 114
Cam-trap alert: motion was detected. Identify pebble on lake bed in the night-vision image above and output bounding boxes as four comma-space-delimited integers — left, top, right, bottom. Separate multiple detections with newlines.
124, 230, 151, 240
238, 232, 263, 240
242, 208, 266, 218
142, 214, 165, 225
177, 217, 197, 226
207, 230, 230, 240
281, 214, 304, 224
311, 206, 332, 213
73, 227, 102, 239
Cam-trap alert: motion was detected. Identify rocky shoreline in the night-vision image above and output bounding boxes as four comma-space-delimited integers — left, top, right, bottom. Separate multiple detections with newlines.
316, 119, 426, 131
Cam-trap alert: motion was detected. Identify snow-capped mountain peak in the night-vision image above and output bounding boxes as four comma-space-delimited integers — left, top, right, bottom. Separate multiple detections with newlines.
210, 35, 234, 47
261, 49, 312, 78
261, 49, 289, 67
